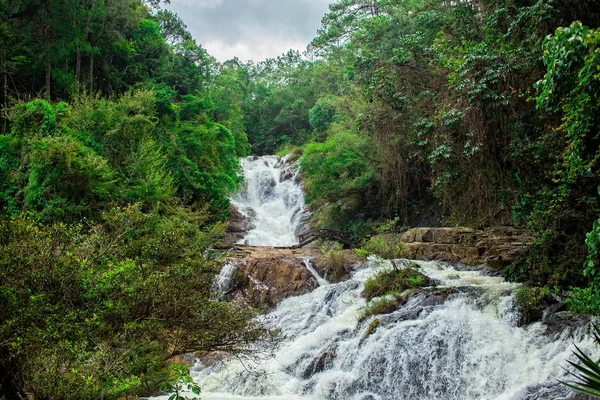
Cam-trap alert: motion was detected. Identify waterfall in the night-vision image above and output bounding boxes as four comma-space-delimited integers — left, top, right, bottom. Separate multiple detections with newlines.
231, 155, 308, 247
154, 258, 595, 400
151, 155, 594, 400
301, 256, 329, 286
212, 262, 239, 300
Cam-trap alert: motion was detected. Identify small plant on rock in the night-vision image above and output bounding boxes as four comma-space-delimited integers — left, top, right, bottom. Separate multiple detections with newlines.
161, 364, 201, 400
363, 267, 430, 302
356, 234, 406, 259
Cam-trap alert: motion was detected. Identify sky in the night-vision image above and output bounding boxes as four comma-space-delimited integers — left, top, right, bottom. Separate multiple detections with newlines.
165, 0, 332, 63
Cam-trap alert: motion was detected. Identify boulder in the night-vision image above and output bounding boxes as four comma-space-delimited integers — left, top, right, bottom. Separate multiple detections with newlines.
228, 205, 246, 233
222, 205, 252, 247
398, 227, 534, 269
234, 256, 318, 306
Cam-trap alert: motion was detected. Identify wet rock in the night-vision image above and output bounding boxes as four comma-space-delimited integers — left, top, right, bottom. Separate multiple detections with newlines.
197, 351, 230, 368
397, 227, 534, 268
294, 210, 313, 237
300, 346, 338, 379
280, 168, 295, 182
517, 381, 593, 399
234, 257, 318, 306
228, 205, 246, 233
221, 205, 248, 247
542, 311, 590, 339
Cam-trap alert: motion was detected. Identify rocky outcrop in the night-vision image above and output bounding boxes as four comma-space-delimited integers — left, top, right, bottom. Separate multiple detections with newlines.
230, 245, 321, 259
398, 226, 534, 268
222, 205, 252, 247
233, 256, 319, 306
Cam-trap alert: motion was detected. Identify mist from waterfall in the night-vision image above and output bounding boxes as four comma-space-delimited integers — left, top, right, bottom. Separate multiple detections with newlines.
232, 155, 308, 247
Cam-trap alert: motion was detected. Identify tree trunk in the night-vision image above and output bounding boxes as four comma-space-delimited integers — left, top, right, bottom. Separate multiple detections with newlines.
89, 52, 93, 94
75, 44, 81, 92
45, 43, 51, 99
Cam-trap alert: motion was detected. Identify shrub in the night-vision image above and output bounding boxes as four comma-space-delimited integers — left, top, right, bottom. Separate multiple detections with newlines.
357, 234, 406, 260
359, 296, 404, 324
514, 286, 553, 325
363, 267, 430, 302
0, 206, 269, 399
565, 286, 600, 315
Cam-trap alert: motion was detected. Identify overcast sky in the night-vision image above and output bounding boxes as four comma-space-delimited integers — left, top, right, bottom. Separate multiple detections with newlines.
165, 0, 331, 62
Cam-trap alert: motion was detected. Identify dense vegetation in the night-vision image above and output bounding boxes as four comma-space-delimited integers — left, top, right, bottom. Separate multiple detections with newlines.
0, 0, 261, 398
223, 1, 600, 315
2, 0, 600, 397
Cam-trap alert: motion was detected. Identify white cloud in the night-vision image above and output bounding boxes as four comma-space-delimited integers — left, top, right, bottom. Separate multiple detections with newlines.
203, 38, 309, 62
176, 0, 224, 8
165, 0, 330, 62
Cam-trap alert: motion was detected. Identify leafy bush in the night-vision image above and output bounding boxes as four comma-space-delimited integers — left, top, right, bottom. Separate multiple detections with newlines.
363, 267, 430, 302
0, 206, 269, 399
514, 286, 553, 325
565, 287, 600, 315
301, 131, 377, 226
357, 234, 406, 260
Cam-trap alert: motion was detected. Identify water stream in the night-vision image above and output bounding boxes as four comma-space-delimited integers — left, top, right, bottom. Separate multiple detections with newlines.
191, 258, 593, 400
231, 155, 308, 247
153, 156, 595, 400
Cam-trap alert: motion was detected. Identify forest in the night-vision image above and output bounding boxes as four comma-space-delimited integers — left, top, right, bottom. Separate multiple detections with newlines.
1, 0, 600, 398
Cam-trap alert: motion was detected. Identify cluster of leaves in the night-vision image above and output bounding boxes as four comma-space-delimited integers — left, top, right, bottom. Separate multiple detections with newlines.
356, 234, 406, 260
363, 266, 430, 302
0, 92, 243, 222
0, 206, 270, 399
514, 286, 553, 325
160, 364, 201, 400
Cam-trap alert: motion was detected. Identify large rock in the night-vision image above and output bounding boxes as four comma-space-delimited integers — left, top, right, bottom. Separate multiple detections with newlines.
398, 227, 534, 268
222, 205, 250, 247
234, 256, 318, 306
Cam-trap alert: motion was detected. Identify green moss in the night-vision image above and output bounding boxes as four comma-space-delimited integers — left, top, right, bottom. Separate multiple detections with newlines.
358, 296, 403, 323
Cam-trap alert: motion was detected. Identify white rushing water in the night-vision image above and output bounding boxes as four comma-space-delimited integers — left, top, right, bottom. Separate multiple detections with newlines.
212, 261, 239, 300
156, 258, 595, 400
231, 155, 308, 247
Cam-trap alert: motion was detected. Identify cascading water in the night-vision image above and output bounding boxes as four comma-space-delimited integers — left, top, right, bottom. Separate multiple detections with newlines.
212, 261, 239, 300
232, 155, 308, 247
152, 155, 594, 400
156, 258, 595, 400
